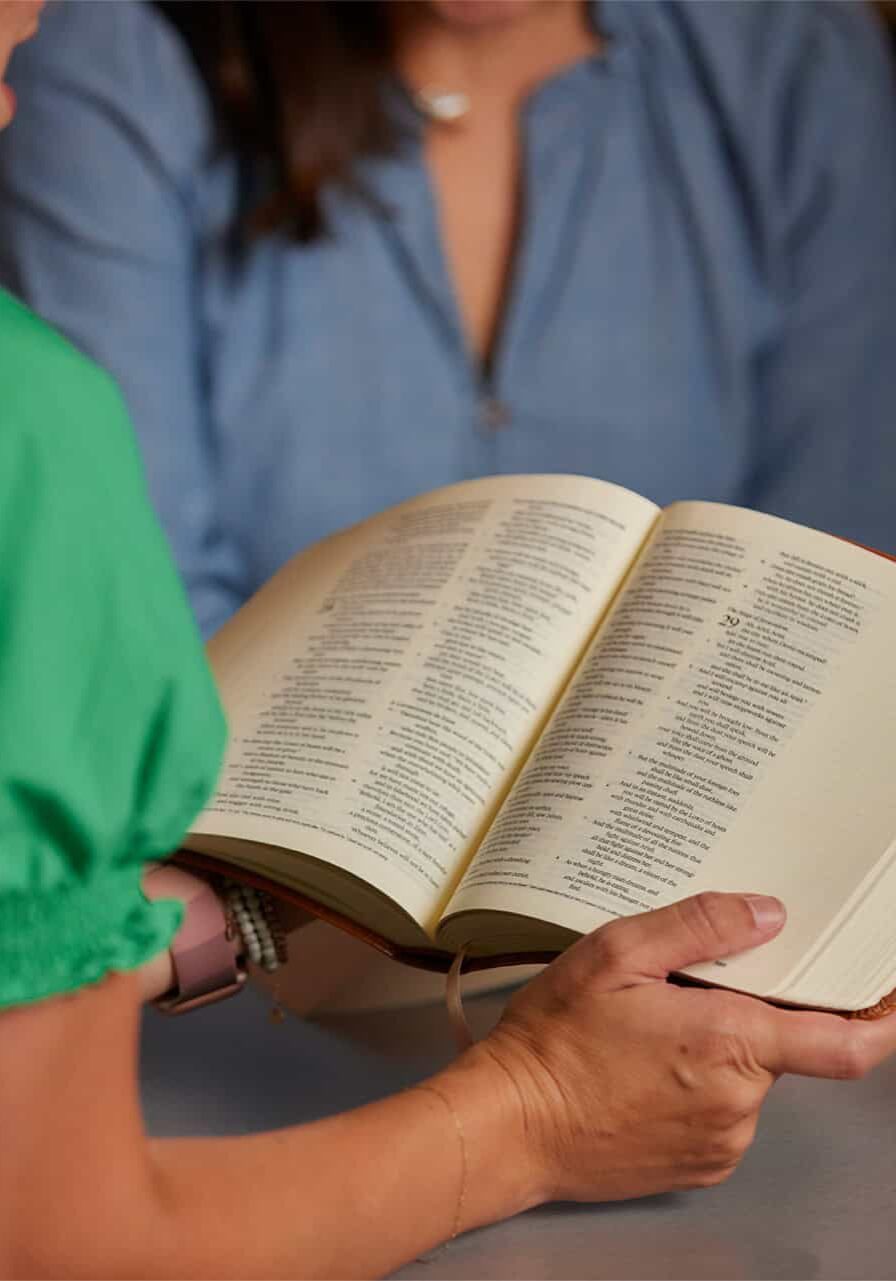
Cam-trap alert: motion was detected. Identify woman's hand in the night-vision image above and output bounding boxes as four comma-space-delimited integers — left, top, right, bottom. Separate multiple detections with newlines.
437, 892, 896, 1218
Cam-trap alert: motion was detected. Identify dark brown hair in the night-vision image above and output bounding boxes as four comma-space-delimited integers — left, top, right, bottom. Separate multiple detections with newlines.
155, 2, 399, 242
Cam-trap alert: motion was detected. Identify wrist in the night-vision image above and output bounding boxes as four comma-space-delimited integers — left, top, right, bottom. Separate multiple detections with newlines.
137, 943, 176, 1003
427, 1041, 547, 1231
137, 862, 186, 1002
141, 864, 246, 1013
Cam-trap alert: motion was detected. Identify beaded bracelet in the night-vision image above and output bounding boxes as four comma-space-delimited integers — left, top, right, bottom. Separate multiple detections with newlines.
223, 883, 289, 974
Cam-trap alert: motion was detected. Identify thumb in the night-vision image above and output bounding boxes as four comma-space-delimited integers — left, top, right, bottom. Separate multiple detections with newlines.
583, 892, 786, 990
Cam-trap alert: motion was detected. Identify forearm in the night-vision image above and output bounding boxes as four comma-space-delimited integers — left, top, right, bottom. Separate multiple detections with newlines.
137, 941, 175, 1003
131, 877, 539, 1277
10, 895, 896, 1279
131, 871, 535, 1275
2, 964, 536, 1281
148, 1045, 537, 1279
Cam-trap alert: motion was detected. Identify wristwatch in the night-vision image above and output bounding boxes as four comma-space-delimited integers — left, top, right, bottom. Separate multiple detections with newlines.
143, 863, 247, 1014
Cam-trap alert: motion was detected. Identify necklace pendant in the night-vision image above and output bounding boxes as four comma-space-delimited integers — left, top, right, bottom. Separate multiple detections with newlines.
414, 89, 471, 125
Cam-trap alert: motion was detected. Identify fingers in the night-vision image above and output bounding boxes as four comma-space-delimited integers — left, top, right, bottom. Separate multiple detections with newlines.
757, 1002, 896, 1080
577, 892, 786, 990
555, 891, 896, 1084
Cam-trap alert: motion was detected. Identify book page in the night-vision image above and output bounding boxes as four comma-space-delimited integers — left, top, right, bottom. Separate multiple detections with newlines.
441, 504, 896, 1003
190, 475, 658, 935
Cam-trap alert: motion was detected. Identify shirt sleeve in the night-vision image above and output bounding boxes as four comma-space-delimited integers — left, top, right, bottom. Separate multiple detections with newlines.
0, 0, 244, 637
746, 3, 896, 553
0, 297, 227, 1009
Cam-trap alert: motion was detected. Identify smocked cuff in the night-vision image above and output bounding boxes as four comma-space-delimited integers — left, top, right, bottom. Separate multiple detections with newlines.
0, 869, 183, 1010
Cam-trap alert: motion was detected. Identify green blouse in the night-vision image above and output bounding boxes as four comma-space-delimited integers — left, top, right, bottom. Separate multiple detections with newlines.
0, 290, 226, 1009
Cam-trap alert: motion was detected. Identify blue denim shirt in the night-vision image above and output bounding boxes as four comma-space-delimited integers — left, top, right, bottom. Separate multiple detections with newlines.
1, 1, 894, 637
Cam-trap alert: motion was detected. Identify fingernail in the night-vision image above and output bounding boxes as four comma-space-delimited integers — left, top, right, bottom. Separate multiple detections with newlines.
744, 894, 786, 930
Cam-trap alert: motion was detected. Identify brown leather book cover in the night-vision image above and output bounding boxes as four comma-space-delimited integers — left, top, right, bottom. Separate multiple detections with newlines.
174, 847, 896, 1019
174, 847, 558, 974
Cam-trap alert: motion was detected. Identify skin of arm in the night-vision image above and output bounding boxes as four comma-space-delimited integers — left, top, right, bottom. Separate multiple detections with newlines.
4, 891, 896, 1281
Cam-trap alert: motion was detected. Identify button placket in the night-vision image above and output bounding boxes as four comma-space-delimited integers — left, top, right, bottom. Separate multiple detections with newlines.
477, 397, 512, 433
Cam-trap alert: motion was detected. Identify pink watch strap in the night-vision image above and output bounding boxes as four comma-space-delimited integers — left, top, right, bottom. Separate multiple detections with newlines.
143, 864, 246, 1014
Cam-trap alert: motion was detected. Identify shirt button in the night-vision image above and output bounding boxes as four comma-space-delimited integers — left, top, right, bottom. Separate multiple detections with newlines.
478, 398, 511, 431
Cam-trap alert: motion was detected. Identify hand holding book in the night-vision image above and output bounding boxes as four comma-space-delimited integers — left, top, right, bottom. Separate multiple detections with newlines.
431, 889, 896, 1222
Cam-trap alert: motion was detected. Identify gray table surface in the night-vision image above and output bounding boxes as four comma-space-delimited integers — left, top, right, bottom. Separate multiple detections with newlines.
141, 982, 896, 1281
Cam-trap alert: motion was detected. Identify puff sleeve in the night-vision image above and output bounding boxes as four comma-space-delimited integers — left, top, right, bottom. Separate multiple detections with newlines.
0, 291, 226, 1009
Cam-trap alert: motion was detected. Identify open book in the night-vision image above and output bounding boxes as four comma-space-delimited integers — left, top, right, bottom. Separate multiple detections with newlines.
183, 475, 896, 1018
